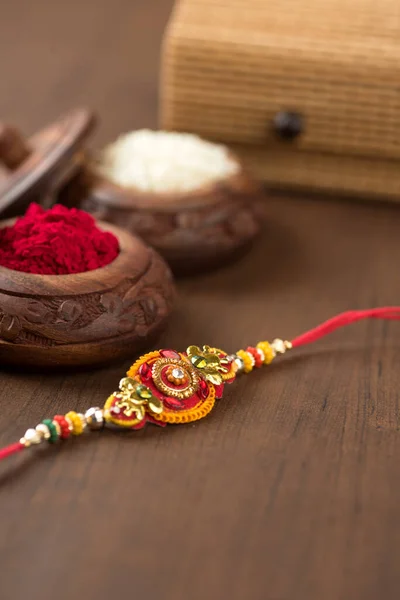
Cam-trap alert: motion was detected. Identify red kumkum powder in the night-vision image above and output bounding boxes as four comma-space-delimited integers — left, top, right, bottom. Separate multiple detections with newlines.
0, 203, 119, 275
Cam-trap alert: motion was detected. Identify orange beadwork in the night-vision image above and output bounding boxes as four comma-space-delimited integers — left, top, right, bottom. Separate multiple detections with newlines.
166, 365, 188, 385
221, 360, 238, 381
127, 350, 161, 377
152, 385, 216, 424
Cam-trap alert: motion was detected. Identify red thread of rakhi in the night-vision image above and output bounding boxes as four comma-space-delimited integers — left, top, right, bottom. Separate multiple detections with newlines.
291, 307, 400, 348
0, 441, 25, 460
1, 306, 400, 463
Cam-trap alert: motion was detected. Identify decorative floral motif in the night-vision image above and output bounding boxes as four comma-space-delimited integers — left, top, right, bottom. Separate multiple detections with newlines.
151, 357, 200, 399
127, 350, 218, 424
57, 300, 83, 323
0, 314, 21, 342
215, 351, 239, 382
104, 376, 163, 429
115, 347, 239, 427
186, 345, 226, 385
24, 301, 52, 324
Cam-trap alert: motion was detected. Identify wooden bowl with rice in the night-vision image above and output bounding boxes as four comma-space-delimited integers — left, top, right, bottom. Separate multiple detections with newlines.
82, 130, 264, 275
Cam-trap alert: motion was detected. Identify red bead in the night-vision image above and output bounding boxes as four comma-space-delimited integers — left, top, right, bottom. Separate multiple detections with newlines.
53, 415, 71, 440
139, 362, 152, 381
199, 379, 209, 399
160, 349, 180, 360
247, 346, 262, 368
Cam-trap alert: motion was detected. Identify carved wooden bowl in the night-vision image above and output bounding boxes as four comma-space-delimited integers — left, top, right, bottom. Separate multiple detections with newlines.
81, 159, 265, 275
0, 221, 175, 367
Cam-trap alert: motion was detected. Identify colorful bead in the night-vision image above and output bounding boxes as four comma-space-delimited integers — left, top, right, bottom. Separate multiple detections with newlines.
255, 347, 265, 363
246, 346, 263, 368
65, 411, 84, 435
271, 338, 292, 354
22, 428, 42, 447
35, 423, 51, 441
52, 420, 61, 438
236, 350, 254, 373
53, 415, 71, 440
42, 419, 59, 443
256, 341, 275, 365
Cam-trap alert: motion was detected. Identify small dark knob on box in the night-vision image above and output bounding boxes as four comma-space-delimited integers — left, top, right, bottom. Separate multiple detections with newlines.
273, 111, 303, 140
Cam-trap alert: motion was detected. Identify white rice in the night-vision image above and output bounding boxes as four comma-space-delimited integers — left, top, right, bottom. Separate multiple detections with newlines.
97, 129, 239, 193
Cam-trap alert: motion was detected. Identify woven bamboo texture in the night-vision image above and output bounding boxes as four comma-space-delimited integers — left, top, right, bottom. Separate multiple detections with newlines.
161, 0, 400, 199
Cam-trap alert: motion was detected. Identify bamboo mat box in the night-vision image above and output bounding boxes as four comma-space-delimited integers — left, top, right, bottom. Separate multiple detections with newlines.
160, 0, 400, 201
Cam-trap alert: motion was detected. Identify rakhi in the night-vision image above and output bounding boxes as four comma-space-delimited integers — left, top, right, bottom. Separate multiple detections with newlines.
1, 306, 399, 462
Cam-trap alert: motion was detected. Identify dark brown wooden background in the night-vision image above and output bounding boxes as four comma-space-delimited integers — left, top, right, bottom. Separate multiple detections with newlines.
1, 1, 400, 599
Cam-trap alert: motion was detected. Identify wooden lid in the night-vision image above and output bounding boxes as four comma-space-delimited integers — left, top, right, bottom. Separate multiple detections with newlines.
162, 0, 400, 161
0, 108, 96, 216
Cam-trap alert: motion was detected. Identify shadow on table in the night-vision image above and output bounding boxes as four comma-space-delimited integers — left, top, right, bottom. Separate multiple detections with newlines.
179, 215, 306, 296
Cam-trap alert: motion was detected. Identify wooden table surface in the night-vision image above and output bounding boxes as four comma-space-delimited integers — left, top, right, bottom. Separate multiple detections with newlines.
1, 2, 400, 599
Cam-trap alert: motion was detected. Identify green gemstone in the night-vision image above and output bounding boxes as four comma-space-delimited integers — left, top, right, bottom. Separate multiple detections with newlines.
191, 355, 207, 369
42, 418, 59, 443
136, 385, 152, 399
